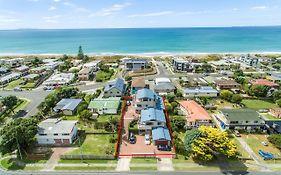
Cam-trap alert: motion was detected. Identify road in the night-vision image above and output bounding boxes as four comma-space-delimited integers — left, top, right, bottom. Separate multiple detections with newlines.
0, 90, 51, 117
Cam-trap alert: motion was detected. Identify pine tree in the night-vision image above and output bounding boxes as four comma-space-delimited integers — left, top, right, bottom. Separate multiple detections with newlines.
77, 45, 84, 60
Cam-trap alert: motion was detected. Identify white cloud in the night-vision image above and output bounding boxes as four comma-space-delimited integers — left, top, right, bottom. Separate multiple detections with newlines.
0, 15, 19, 23
63, 2, 90, 13
129, 11, 173, 17
54, 0, 61, 2
48, 6, 57, 11
43, 15, 60, 20
251, 6, 269, 10
90, 2, 131, 17
63, 2, 76, 8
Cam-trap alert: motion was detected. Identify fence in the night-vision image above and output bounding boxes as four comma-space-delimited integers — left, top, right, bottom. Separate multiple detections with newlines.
61, 154, 115, 160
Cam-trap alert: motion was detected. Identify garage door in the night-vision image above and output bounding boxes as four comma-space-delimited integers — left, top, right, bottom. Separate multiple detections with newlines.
63, 139, 70, 145
54, 139, 62, 144
155, 140, 168, 145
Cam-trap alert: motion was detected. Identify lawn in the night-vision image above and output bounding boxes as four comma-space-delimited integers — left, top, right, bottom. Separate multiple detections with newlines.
62, 115, 79, 121
21, 82, 36, 89
54, 166, 116, 170
67, 134, 116, 155
58, 159, 117, 164
97, 115, 120, 122
260, 113, 280, 120
174, 166, 220, 171
130, 158, 157, 164
242, 134, 281, 159
96, 70, 114, 82
0, 157, 24, 170
232, 137, 250, 158
130, 166, 157, 171
4, 79, 23, 90
14, 99, 29, 113
241, 99, 278, 109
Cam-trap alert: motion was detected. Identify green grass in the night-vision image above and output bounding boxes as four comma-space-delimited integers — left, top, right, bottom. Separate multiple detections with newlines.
0, 157, 24, 170
21, 82, 36, 89
58, 159, 117, 164
14, 99, 29, 112
130, 158, 157, 164
5, 79, 23, 90
260, 113, 280, 120
62, 115, 79, 121
97, 115, 120, 122
23, 166, 43, 171
55, 166, 116, 170
174, 166, 220, 171
96, 70, 114, 82
130, 166, 157, 171
241, 99, 278, 109
67, 134, 116, 155
232, 137, 250, 158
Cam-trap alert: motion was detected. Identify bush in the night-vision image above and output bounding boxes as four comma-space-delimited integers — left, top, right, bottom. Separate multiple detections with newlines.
268, 134, 281, 149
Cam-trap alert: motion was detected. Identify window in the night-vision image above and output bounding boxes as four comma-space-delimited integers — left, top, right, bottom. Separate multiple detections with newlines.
254, 121, 259, 123
39, 134, 47, 136
62, 133, 69, 136
54, 133, 58, 136
245, 121, 249, 123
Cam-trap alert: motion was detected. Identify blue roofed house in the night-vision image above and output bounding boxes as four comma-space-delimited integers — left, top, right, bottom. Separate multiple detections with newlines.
183, 86, 219, 98
138, 108, 166, 133
134, 88, 164, 112
103, 78, 125, 98
53, 99, 82, 116
152, 127, 171, 146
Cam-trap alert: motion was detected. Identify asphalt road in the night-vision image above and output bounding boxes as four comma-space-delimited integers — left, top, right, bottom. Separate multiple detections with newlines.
0, 90, 51, 117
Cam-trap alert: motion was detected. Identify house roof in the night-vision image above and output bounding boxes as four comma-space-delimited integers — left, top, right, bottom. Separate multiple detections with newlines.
152, 127, 171, 141
131, 78, 146, 88
124, 58, 148, 63
23, 74, 39, 79
78, 68, 90, 74
140, 108, 166, 123
104, 78, 125, 93
155, 77, 171, 85
154, 82, 175, 91
136, 88, 156, 99
180, 100, 211, 122
88, 97, 120, 110
53, 98, 82, 111
249, 79, 279, 87
184, 86, 218, 94
15, 65, 29, 71
221, 109, 262, 122
214, 79, 240, 86
37, 118, 77, 134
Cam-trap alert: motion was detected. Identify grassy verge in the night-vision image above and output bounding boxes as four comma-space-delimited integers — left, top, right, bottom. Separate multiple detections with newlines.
23, 166, 43, 171
54, 166, 116, 170
174, 166, 220, 171
0, 157, 24, 170
130, 158, 157, 164
58, 159, 117, 164
4, 79, 23, 90
130, 166, 157, 171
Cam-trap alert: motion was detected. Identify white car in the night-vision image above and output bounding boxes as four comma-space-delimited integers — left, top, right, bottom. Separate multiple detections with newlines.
145, 134, 151, 145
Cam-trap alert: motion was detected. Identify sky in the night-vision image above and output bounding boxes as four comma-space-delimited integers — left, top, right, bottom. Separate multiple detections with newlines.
0, 0, 281, 29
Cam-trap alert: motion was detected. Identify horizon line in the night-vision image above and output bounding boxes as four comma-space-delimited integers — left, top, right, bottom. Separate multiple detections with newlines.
0, 25, 281, 31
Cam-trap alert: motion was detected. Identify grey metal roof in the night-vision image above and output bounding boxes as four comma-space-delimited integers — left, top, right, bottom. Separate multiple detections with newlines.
104, 78, 125, 93
37, 118, 77, 134
152, 127, 171, 141
53, 98, 82, 112
140, 108, 166, 123
136, 88, 156, 99
154, 82, 175, 91
184, 86, 218, 94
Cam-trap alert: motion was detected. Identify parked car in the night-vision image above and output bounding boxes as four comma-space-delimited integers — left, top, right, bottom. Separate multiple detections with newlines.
145, 134, 151, 145
14, 87, 22, 91
157, 145, 171, 151
261, 141, 268, 146
129, 133, 136, 144
234, 130, 241, 137
258, 150, 274, 160
43, 86, 54, 91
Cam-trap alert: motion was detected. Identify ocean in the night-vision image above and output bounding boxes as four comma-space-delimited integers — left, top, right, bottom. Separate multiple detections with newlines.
0, 27, 281, 55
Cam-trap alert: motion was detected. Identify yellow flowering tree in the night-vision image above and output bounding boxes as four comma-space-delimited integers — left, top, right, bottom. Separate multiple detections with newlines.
191, 126, 238, 161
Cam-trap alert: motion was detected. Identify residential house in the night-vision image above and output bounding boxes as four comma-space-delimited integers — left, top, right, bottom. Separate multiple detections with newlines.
124, 58, 148, 71
172, 57, 193, 72
269, 108, 281, 119
152, 127, 171, 146
4, 58, 24, 68
78, 68, 91, 81
138, 108, 166, 132
239, 55, 259, 67
154, 83, 175, 95
103, 78, 125, 98
134, 88, 164, 112
53, 98, 82, 115
267, 72, 281, 83
22, 74, 40, 82
36, 118, 78, 145
15, 65, 29, 76
44, 61, 64, 70
249, 79, 279, 89
155, 77, 171, 85
183, 86, 219, 98
217, 109, 265, 131
0, 73, 21, 85
43, 73, 75, 88
209, 60, 240, 71
131, 77, 147, 94
214, 79, 241, 90
179, 100, 213, 128
0, 67, 9, 75
83, 60, 101, 71
30, 67, 46, 74
88, 97, 121, 115
261, 110, 281, 133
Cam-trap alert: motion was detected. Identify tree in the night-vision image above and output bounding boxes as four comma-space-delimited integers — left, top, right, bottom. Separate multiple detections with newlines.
77, 45, 84, 60
234, 70, 244, 77
165, 103, 173, 114
79, 110, 92, 121
191, 126, 238, 161
276, 99, 281, 107
268, 134, 281, 149
201, 63, 213, 73
170, 116, 186, 132
184, 129, 202, 156
176, 90, 183, 97
273, 90, 281, 101
0, 118, 38, 155
2, 95, 18, 114
220, 90, 233, 101
167, 94, 176, 103
231, 94, 243, 104
77, 101, 89, 115
249, 85, 269, 97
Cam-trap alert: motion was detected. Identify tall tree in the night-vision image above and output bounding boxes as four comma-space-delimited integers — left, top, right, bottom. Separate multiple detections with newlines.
2, 95, 18, 114
184, 129, 202, 156
0, 118, 38, 155
77, 45, 84, 60
220, 90, 233, 101
249, 85, 269, 97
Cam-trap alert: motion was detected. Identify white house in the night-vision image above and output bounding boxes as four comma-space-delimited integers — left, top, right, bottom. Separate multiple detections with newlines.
134, 88, 164, 112
43, 73, 75, 88
36, 118, 78, 145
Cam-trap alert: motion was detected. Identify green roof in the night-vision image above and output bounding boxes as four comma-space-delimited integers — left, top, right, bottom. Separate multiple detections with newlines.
88, 97, 120, 110
221, 109, 262, 121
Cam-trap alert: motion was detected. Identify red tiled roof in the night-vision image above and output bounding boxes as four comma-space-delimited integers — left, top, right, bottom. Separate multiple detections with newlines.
179, 100, 211, 122
249, 79, 279, 87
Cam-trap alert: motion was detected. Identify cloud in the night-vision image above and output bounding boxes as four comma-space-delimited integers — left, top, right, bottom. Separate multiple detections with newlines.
54, 0, 61, 2
63, 2, 76, 8
251, 6, 269, 10
63, 2, 90, 13
43, 15, 60, 23
129, 11, 173, 17
48, 6, 57, 11
90, 2, 131, 17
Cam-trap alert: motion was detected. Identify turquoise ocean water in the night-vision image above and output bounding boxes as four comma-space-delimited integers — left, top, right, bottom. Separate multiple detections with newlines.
0, 27, 281, 55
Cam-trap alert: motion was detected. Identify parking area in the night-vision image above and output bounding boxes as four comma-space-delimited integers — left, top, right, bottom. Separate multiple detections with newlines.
119, 104, 174, 157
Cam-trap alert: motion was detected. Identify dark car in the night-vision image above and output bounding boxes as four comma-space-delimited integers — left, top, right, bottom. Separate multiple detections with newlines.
129, 133, 136, 144
157, 145, 171, 151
